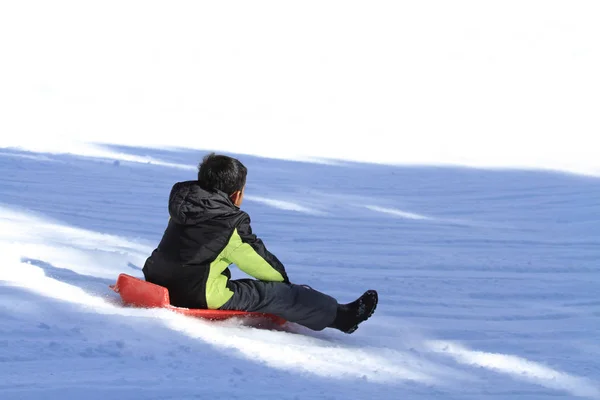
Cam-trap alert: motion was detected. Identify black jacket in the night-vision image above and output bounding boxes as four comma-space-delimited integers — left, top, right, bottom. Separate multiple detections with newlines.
142, 180, 289, 309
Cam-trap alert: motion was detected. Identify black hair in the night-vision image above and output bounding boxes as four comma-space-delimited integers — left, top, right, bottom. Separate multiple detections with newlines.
197, 152, 247, 195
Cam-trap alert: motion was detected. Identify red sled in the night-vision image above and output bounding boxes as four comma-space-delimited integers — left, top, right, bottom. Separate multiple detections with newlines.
110, 273, 286, 326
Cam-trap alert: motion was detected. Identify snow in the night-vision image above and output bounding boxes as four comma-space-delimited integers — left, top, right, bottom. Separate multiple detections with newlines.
1, 1, 600, 176
364, 205, 432, 221
245, 196, 328, 216
1, 148, 599, 399
1, 1, 600, 399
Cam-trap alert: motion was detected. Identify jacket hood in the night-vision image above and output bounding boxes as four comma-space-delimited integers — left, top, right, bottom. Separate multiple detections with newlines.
168, 181, 238, 225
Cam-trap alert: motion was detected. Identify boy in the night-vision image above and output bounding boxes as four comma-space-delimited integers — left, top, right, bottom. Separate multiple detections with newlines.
143, 153, 377, 333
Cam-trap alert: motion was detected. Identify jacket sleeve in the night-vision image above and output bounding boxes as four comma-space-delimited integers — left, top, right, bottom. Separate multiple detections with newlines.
226, 214, 290, 283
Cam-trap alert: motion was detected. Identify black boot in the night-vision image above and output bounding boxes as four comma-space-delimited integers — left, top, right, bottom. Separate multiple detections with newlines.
330, 290, 378, 334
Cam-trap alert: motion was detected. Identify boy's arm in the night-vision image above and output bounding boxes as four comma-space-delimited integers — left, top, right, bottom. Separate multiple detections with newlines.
226, 214, 290, 283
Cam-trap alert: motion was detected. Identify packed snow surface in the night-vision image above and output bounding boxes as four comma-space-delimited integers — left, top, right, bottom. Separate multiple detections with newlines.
1, 1, 599, 399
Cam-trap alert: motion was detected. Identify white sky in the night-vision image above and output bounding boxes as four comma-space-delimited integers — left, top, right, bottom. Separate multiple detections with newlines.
0, 1, 599, 175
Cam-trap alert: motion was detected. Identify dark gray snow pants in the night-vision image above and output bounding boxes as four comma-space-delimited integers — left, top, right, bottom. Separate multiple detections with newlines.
219, 279, 338, 330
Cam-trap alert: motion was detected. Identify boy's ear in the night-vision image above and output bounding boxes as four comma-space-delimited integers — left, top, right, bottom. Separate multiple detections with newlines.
229, 190, 243, 207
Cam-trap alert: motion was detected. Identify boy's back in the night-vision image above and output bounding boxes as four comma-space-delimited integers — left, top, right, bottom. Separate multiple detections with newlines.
143, 153, 377, 333
143, 180, 288, 309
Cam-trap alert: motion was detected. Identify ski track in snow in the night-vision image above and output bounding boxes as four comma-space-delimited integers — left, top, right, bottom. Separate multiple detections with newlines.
244, 195, 327, 216
1, 141, 197, 171
364, 205, 432, 220
427, 340, 600, 399
362, 204, 488, 228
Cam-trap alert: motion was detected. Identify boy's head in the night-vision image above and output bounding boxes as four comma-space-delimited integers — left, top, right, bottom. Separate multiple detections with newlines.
197, 152, 247, 206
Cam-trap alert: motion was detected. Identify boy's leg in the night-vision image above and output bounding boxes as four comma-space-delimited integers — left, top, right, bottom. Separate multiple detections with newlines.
219, 279, 338, 331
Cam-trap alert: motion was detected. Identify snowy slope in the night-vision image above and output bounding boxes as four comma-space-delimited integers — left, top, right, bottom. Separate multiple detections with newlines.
1, 1, 600, 398
1, 147, 599, 399
1, 1, 600, 175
